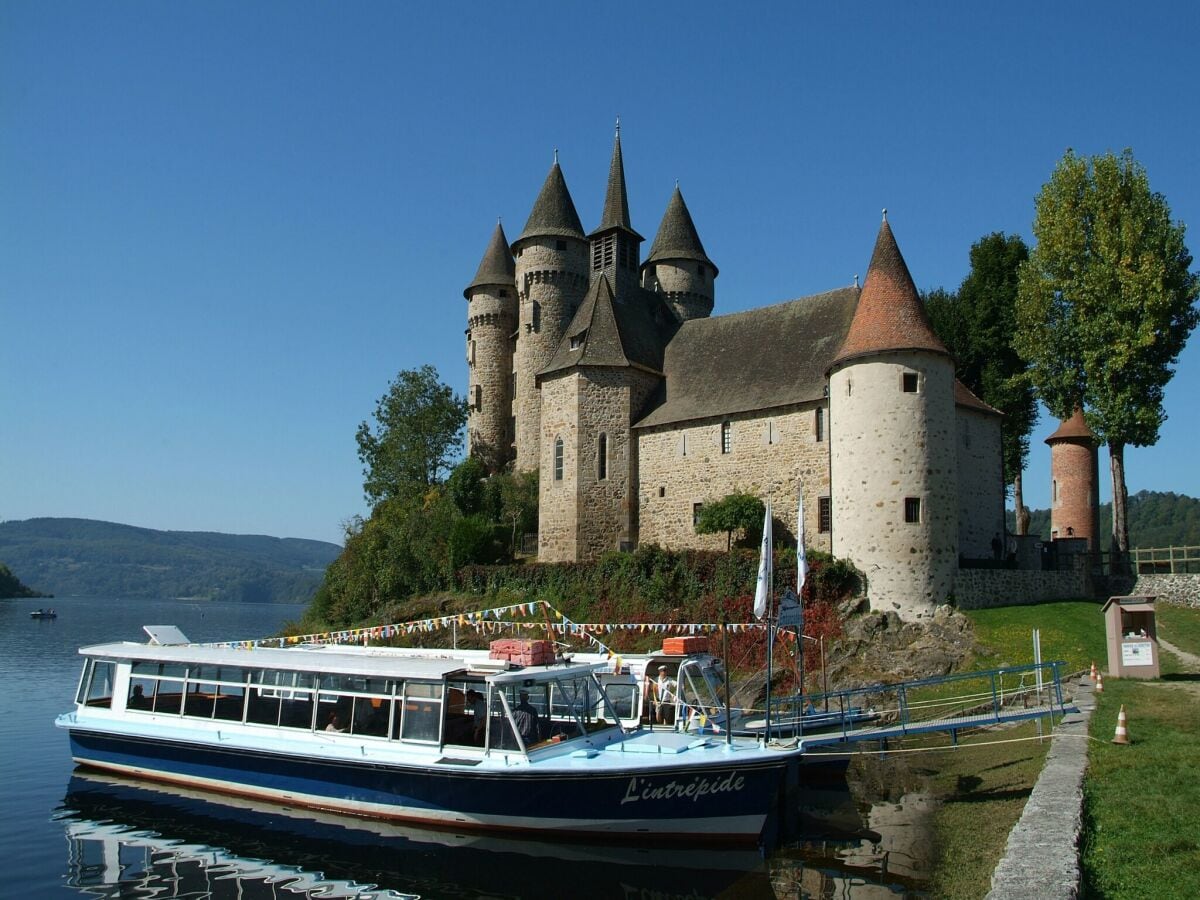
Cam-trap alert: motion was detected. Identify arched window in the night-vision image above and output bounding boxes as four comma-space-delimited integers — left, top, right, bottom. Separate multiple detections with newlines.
554, 437, 564, 481
597, 433, 608, 480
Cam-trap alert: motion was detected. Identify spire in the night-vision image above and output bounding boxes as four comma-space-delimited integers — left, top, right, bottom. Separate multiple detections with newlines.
832, 217, 948, 366
1045, 407, 1097, 444
515, 160, 585, 245
643, 185, 717, 274
590, 124, 643, 240
464, 221, 516, 298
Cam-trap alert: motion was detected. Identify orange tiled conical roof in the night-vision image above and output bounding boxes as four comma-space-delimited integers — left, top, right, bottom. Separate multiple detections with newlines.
832, 215, 948, 367
1045, 408, 1097, 444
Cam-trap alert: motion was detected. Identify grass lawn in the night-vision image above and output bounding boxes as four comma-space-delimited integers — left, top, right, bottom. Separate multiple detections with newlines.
964, 600, 1107, 675
1157, 602, 1200, 657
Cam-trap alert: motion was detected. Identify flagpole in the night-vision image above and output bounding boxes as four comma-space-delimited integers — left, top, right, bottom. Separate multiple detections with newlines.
765, 506, 774, 745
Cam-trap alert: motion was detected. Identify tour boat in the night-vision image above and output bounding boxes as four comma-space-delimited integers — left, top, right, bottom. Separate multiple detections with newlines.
31, 608, 57, 619
57, 626, 806, 844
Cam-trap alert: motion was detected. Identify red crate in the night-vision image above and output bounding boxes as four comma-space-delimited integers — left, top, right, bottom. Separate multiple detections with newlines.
662, 636, 709, 656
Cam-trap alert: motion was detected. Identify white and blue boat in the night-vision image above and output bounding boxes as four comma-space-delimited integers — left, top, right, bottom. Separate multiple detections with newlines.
57, 627, 805, 844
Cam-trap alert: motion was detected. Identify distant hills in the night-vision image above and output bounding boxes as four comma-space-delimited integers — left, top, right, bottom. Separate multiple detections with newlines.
0, 518, 341, 603
1007, 490, 1200, 547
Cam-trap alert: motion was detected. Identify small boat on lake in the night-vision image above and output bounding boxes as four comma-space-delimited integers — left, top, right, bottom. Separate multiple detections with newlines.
31, 608, 57, 619
57, 627, 807, 845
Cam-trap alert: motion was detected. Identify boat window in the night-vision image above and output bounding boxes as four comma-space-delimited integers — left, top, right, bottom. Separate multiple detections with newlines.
247, 669, 315, 728
184, 680, 217, 719
399, 681, 443, 744
213, 682, 246, 722
126, 661, 186, 714
443, 680, 489, 748
602, 682, 637, 720
315, 674, 395, 738
77, 660, 115, 708
488, 690, 523, 751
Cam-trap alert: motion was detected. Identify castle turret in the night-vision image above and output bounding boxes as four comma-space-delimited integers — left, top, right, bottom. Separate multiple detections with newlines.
641, 185, 717, 322
511, 157, 590, 472
1046, 408, 1100, 548
828, 213, 958, 618
465, 221, 517, 472
587, 123, 644, 300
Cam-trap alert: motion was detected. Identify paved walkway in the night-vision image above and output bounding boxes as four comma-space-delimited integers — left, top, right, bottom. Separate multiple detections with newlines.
985, 678, 1095, 900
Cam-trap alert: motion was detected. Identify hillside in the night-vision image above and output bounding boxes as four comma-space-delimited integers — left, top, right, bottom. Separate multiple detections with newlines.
0, 562, 48, 598
1007, 490, 1200, 547
0, 518, 341, 603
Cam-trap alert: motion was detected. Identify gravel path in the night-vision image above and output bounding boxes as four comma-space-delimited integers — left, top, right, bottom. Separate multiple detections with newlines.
1158, 636, 1200, 670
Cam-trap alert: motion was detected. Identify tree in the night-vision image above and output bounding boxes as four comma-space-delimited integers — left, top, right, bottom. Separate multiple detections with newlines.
355, 365, 468, 506
695, 492, 765, 552
1016, 149, 1199, 555
924, 234, 1039, 533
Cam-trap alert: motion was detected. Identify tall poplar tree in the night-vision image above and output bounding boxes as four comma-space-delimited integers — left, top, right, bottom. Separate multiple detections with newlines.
1015, 149, 1199, 556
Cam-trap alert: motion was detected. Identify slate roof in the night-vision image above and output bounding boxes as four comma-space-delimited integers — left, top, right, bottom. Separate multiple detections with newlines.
634, 286, 860, 428
643, 186, 717, 274
1046, 408, 1096, 443
832, 217, 948, 367
463, 221, 516, 298
515, 161, 586, 244
954, 380, 1002, 416
538, 276, 670, 379
588, 129, 644, 241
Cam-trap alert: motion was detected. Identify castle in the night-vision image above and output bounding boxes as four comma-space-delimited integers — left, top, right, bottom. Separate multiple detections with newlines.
463, 128, 1007, 618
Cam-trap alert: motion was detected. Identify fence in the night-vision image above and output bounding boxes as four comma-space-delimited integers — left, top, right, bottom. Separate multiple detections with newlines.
1130, 545, 1200, 575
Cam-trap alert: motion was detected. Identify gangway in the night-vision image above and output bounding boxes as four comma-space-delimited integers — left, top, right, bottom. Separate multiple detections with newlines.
738, 661, 1077, 750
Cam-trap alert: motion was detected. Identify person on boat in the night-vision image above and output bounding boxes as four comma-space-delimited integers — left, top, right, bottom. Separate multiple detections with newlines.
325, 712, 346, 733
653, 666, 676, 725
466, 689, 487, 743
513, 690, 540, 745
128, 684, 150, 709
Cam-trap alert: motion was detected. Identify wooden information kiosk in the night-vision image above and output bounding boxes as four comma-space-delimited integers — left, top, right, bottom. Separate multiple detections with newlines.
1102, 595, 1160, 679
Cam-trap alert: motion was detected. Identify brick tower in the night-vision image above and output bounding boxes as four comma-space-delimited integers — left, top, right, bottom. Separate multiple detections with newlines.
511, 157, 589, 472
1046, 408, 1100, 548
464, 221, 517, 472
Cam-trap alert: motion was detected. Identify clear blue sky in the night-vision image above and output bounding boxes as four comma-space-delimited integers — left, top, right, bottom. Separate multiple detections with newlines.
3, 2, 1198, 546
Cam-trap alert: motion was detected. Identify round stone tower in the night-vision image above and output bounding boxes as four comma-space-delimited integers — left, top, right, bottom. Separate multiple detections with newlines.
511, 158, 589, 472
1046, 408, 1100, 547
464, 221, 517, 472
828, 214, 958, 618
641, 184, 717, 322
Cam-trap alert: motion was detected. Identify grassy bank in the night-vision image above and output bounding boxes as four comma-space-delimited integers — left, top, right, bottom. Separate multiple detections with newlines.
964, 599, 1106, 674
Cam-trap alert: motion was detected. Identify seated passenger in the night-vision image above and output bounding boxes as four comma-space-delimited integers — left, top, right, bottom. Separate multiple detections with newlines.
512, 690, 540, 745
128, 684, 150, 709
325, 711, 347, 733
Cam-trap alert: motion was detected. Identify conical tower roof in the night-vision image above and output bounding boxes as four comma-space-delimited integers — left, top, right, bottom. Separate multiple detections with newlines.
832, 214, 948, 367
1045, 408, 1097, 444
464, 221, 516, 298
644, 185, 717, 274
589, 125, 643, 241
515, 160, 585, 244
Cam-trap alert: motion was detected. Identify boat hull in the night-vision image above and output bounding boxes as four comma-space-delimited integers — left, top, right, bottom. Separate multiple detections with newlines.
65, 727, 787, 844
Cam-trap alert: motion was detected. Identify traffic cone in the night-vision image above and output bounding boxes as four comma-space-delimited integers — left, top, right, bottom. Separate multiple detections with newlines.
1090, 661, 1097, 682
1095, 671, 1104, 693
1112, 705, 1130, 745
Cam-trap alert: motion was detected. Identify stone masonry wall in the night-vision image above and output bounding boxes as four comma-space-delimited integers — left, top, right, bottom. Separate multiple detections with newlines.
466, 285, 516, 471
830, 352, 958, 618
956, 406, 1005, 561
645, 260, 713, 322
1124, 574, 1200, 608
513, 237, 588, 472
954, 562, 1090, 610
537, 371, 580, 561
635, 403, 832, 553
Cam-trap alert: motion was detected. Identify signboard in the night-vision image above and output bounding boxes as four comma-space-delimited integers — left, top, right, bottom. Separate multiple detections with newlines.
1122, 641, 1154, 667
777, 589, 803, 627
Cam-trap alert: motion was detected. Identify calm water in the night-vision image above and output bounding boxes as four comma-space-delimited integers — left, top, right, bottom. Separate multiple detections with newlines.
0, 597, 929, 899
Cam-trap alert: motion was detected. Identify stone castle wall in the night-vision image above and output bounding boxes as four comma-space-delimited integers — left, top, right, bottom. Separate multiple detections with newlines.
954, 561, 1090, 610
956, 406, 1005, 560
830, 352, 958, 617
644, 260, 713, 322
635, 403, 832, 553
466, 286, 516, 471
513, 237, 589, 472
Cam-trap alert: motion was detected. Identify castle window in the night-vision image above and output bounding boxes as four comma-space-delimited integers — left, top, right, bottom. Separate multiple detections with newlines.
474, 385, 482, 412
815, 407, 824, 442
658, 486, 666, 498
721, 421, 732, 454
532, 301, 541, 332
693, 503, 703, 529
904, 497, 921, 524
1053, 479, 1058, 503
765, 420, 776, 445
554, 437, 564, 481
597, 433, 608, 480
847, 380, 853, 396
556, 240, 566, 251
499, 289, 509, 298
818, 497, 832, 533
902, 372, 919, 393
469, 340, 476, 364
570, 330, 587, 350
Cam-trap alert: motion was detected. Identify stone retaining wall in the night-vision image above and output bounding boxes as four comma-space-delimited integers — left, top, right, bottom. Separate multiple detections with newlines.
955, 562, 1090, 610
1123, 573, 1200, 607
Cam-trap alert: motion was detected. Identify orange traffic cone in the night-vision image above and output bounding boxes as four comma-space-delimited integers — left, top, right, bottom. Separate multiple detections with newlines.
1095, 671, 1104, 693
1090, 661, 1097, 682
1112, 705, 1130, 745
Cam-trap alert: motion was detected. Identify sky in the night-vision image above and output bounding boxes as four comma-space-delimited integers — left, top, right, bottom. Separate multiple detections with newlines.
3, 2, 1198, 546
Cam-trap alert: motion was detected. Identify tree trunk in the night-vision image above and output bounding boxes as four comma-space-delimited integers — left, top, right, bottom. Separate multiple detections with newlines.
1013, 469, 1030, 536
1109, 441, 1131, 572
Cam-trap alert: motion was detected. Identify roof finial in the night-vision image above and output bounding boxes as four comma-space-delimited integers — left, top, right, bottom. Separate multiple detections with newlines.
615, 115, 620, 137
497, 215, 502, 225
854, 273, 859, 288
882, 207, 888, 223
675, 178, 679, 189
553, 147, 558, 164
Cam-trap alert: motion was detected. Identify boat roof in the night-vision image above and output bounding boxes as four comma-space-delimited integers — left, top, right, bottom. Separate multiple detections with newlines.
78, 639, 608, 684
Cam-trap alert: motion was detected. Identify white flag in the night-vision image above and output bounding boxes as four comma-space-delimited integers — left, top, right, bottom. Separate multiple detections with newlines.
753, 500, 773, 619
797, 490, 808, 596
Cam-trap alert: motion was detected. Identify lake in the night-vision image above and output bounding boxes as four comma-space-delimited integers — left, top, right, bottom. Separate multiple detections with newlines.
0, 597, 929, 898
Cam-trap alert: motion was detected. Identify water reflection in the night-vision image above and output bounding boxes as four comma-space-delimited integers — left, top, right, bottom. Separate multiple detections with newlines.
57, 770, 931, 899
